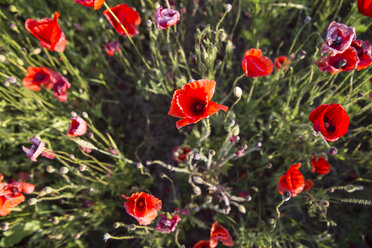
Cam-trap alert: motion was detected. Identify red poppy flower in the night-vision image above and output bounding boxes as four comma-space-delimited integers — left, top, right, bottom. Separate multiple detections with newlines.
351, 40, 372, 71
105, 41, 120, 56
172, 146, 191, 162
311, 156, 330, 175
155, 7, 180, 30
309, 104, 350, 142
168, 79, 228, 129
67, 116, 87, 137
25, 11, 66, 52
73, 0, 105, 10
122, 192, 162, 225
52, 73, 71, 102
155, 214, 181, 233
22, 67, 54, 91
0, 174, 35, 216
242, 48, 273, 77
22, 137, 55, 162
304, 179, 314, 192
193, 240, 211, 248
209, 221, 233, 248
317, 47, 359, 74
103, 4, 141, 37
274, 56, 290, 70
277, 163, 305, 197
321, 21, 356, 55
357, 0, 372, 18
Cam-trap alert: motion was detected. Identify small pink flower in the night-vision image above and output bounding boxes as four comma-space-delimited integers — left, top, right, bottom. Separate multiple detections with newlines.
155, 214, 181, 233
105, 41, 120, 56
321, 21, 356, 55
67, 116, 87, 137
52, 73, 71, 102
155, 7, 180, 30
22, 137, 55, 162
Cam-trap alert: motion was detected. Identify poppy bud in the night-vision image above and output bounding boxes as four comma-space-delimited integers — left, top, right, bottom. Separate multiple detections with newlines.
79, 164, 87, 171
71, 111, 77, 117
0, 55, 6, 63
1, 222, 9, 231
28, 198, 37, 205
320, 200, 330, 208
74, 234, 81, 240
304, 16, 311, 24
53, 234, 63, 240
209, 149, 216, 156
59, 167, 69, 174
238, 204, 246, 214
193, 153, 200, 160
82, 212, 88, 217
233, 86, 242, 98
113, 222, 122, 229
42, 186, 53, 194
88, 132, 94, 138
33, 48, 41, 55
3, 81, 9, 87
103, 233, 111, 242
225, 3, 232, 12
8, 76, 16, 84
329, 147, 338, 155
46, 165, 55, 173
298, 50, 307, 59
82, 112, 88, 118
357, 92, 364, 98
52, 218, 59, 225
128, 224, 136, 231
136, 162, 142, 169
193, 186, 202, 195
257, 142, 262, 148
69, 154, 75, 160
193, 176, 204, 184
146, 20, 152, 27
282, 191, 291, 201
267, 163, 273, 169
66, 215, 74, 221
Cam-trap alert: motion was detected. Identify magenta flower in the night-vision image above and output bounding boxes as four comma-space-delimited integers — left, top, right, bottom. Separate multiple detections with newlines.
52, 73, 71, 102
22, 137, 55, 162
155, 7, 180, 30
321, 21, 356, 55
105, 41, 120, 57
155, 214, 181, 233
67, 116, 87, 137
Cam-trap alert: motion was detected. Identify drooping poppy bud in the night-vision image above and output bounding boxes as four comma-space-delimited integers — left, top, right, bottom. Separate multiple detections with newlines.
277, 163, 305, 197
311, 156, 331, 175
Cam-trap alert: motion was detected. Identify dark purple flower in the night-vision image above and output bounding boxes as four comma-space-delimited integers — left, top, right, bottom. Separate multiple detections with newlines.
155, 214, 181, 233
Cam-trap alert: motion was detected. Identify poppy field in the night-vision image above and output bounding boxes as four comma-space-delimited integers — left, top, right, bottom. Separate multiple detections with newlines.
0, 0, 371, 247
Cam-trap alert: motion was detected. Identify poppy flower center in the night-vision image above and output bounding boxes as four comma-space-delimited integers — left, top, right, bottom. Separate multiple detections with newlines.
137, 197, 145, 209
332, 36, 342, 46
35, 73, 46, 82
324, 117, 336, 133
335, 59, 347, 69
192, 100, 206, 116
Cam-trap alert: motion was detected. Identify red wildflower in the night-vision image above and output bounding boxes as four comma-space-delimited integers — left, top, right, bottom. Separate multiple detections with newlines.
0, 174, 35, 216
357, 0, 372, 18
351, 40, 372, 71
277, 163, 305, 197
67, 116, 87, 137
73, 0, 105, 10
103, 4, 141, 37
321, 21, 356, 55
52, 73, 71, 102
172, 146, 191, 162
193, 240, 211, 248
155, 214, 181, 233
304, 179, 314, 191
242, 48, 273, 77
274, 56, 290, 70
210, 221, 233, 248
22, 67, 54, 91
311, 156, 331, 175
155, 7, 180, 30
25, 11, 66, 52
309, 104, 350, 142
317, 47, 359, 74
168, 79, 228, 129
105, 41, 120, 56
22, 137, 55, 162
122, 192, 162, 225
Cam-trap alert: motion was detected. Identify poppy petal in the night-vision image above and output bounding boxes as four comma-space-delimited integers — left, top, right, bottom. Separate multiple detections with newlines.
176, 117, 199, 129
204, 101, 228, 117
168, 89, 187, 118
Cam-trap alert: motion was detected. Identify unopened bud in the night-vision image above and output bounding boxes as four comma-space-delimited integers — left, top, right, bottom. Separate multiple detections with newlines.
88, 132, 94, 138
136, 162, 142, 169
238, 204, 246, 214
59, 167, 69, 174
82, 112, 88, 118
304, 16, 312, 24
193, 176, 204, 184
46, 165, 55, 173
356, 92, 363, 98
82, 212, 88, 217
233, 86, 242, 98
8, 76, 16, 84
282, 191, 291, 201
28, 198, 37, 205
74, 234, 81, 240
128, 224, 136, 231
70, 111, 77, 117
53, 234, 63, 240
193, 186, 201, 195
257, 142, 262, 148
193, 153, 200, 160
298, 50, 307, 59
225, 3, 232, 12
0, 55, 7, 63
328, 187, 334, 193
103, 233, 111, 242
209, 149, 216, 156
33, 48, 41, 55
42, 186, 53, 194
69, 154, 75, 160
1, 222, 9, 231
320, 200, 329, 208
79, 164, 87, 171
267, 163, 272, 169
146, 20, 152, 27
329, 147, 338, 156
66, 215, 74, 221
113, 222, 122, 229
52, 218, 59, 225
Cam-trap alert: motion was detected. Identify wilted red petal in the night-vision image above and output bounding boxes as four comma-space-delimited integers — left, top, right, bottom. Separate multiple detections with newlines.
210, 221, 233, 248
311, 156, 330, 175
277, 163, 305, 197
168, 89, 187, 118
317, 47, 359, 74
352, 40, 372, 71
193, 240, 211, 248
103, 4, 141, 37
304, 179, 314, 191
274, 56, 290, 70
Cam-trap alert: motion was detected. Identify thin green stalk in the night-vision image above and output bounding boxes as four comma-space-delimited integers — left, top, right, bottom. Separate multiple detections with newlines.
198, 118, 211, 145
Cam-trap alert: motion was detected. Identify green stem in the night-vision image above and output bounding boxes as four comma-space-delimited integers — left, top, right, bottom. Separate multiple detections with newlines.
276, 199, 285, 218
221, 73, 245, 104
198, 118, 211, 145
247, 78, 257, 103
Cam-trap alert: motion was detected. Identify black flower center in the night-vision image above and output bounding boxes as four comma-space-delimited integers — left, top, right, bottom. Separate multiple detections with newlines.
335, 59, 347, 69
332, 36, 342, 46
192, 100, 206, 116
35, 73, 45, 82
137, 197, 145, 209
324, 117, 336, 133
